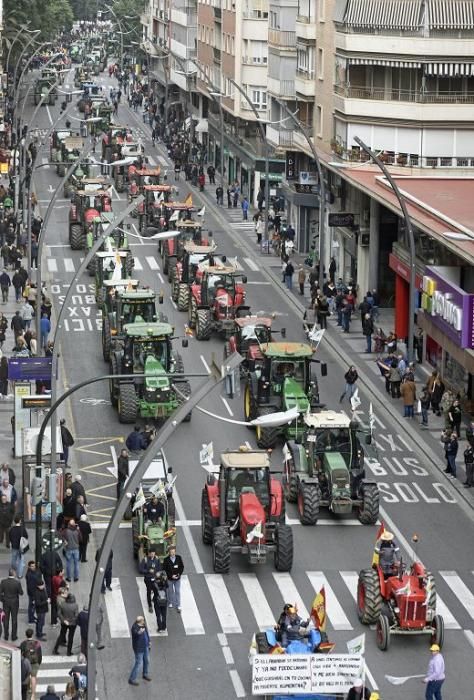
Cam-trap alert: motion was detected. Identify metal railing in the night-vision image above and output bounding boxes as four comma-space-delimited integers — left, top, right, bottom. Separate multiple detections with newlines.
334, 83, 474, 104
268, 29, 296, 47
268, 77, 295, 97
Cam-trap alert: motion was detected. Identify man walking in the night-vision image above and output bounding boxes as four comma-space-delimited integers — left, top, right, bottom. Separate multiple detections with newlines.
284, 260, 294, 290
241, 196, 250, 221
424, 643, 445, 700
39, 313, 51, 352
0, 269, 11, 303
20, 628, 43, 699
98, 549, 113, 593
128, 616, 152, 686
141, 549, 160, 613
339, 366, 359, 404
62, 519, 81, 582
0, 493, 14, 548
25, 560, 41, 624
9, 514, 28, 578
117, 448, 129, 498
78, 514, 91, 562
0, 568, 23, 640
163, 545, 184, 613
59, 419, 74, 467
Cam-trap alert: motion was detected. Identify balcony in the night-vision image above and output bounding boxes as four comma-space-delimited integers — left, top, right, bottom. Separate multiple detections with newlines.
267, 124, 313, 154
295, 16, 316, 42
335, 31, 474, 58
172, 8, 197, 26
335, 84, 474, 104
267, 77, 295, 98
268, 29, 296, 49
295, 71, 315, 98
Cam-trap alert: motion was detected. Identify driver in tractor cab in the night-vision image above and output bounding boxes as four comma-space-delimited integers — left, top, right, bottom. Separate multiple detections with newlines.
145, 496, 165, 524
278, 605, 309, 648
374, 530, 400, 578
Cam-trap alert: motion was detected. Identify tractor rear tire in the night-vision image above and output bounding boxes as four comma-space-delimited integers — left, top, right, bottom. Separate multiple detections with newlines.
64, 183, 73, 199
358, 483, 380, 525
177, 284, 190, 311
196, 309, 212, 340
171, 278, 179, 302
425, 572, 437, 613
109, 355, 119, 407
188, 299, 197, 329
69, 224, 83, 250
168, 258, 177, 283
243, 384, 257, 425
297, 482, 319, 525
118, 384, 138, 424
201, 490, 214, 545
125, 251, 134, 276
87, 257, 96, 277
431, 614, 444, 649
256, 407, 280, 449
283, 457, 298, 503
255, 632, 270, 654
376, 613, 391, 651
57, 164, 66, 177
175, 380, 192, 422
357, 568, 382, 624
274, 524, 293, 572
116, 174, 124, 193
163, 252, 169, 275
102, 317, 112, 362
212, 526, 231, 574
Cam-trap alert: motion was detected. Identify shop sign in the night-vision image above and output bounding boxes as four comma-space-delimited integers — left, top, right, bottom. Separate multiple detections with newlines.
422, 267, 474, 350
286, 151, 297, 180
328, 212, 354, 228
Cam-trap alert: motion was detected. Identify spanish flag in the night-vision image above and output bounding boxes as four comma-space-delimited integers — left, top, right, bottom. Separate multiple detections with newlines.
310, 586, 327, 632
184, 193, 193, 207
372, 521, 385, 566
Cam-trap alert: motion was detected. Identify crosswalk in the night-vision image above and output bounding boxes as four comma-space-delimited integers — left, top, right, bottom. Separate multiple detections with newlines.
37, 655, 74, 696
100, 568, 473, 639
46, 253, 248, 274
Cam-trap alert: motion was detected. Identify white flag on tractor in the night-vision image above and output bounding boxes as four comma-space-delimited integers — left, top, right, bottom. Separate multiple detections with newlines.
169, 210, 179, 222
346, 633, 366, 656
132, 486, 146, 511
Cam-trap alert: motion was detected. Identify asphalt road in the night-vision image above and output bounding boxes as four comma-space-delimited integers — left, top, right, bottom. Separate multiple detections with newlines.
23, 64, 474, 700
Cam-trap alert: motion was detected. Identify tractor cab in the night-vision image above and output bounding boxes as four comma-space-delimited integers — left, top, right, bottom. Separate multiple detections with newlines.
108, 289, 158, 327
227, 316, 274, 372
138, 185, 173, 227
103, 279, 140, 315
198, 266, 243, 306
222, 451, 272, 521
95, 251, 130, 303
50, 130, 73, 160
34, 74, 57, 106
130, 168, 162, 193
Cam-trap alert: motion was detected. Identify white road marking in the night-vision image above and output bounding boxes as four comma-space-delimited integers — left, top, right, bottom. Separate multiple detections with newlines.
239, 573, 275, 630
40, 656, 73, 664
200, 355, 211, 373
340, 571, 359, 601
135, 576, 165, 636
285, 517, 362, 526
222, 645, 234, 665
180, 575, 205, 634
158, 272, 165, 284
90, 520, 202, 529
306, 572, 353, 630
205, 574, 242, 634
272, 572, 309, 619
104, 578, 131, 637
46, 105, 53, 125
464, 629, 474, 649
146, 256, 159, 270
221, 397, 234, 416
246, 281, 271, 285
158, 155, 169, 167
172, 484, 204, 574
147, 156, 156, 166
133, 257, 143, 270
64, 258, 75, 272
229, 669, 246, 698
440, 571, 474, 619
243, 257, 259, 272
47, 259, 58, 272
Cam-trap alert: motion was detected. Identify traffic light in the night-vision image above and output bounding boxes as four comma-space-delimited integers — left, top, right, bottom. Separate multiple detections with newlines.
31, 476, 44, 506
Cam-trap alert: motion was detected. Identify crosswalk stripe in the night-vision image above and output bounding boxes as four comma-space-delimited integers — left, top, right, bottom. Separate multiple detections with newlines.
64, 258, 75, 272
37, 668, 71, 678
47, 258, 58, 272
133, 258, 143, 270
243, 257, 260, 272
340, 571, 358, 601
205, 574, 242, 634
272, 572, 309, 620
440, 571, 474, 620
41, 656, 72, 664
180, 574, 205, 635
239, 573, 275, 631
146, 256, 160, 270
135, 576, 167, 636
148, 156, 156, 166
306, 572, 353, 630
105, 577, 131, 637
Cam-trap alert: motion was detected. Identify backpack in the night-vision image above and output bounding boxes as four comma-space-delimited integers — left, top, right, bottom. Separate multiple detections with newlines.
24, 639, 40, 665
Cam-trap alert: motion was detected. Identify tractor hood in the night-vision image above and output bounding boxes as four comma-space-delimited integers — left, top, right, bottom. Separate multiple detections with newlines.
323, 453, 352, 514
215, 288, 233, 308
85, 208, 100, 223
239, 491, 265, 528
144, 355, 169, 391
282, 377, 309, 413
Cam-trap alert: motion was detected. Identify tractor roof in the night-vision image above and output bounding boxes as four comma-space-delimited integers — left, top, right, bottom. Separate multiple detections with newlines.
177, 219, 201, 227
184, 241, 216, 254
304, 410, 352, 429
221, 450, 270, 470
118, 289, 155, 300
261, 342, 313, 358
144, 184, 171, 191
202, 264, 239, 275
136, 168, 161, 177
163, 203, 197, 211
124, 321, 173, 337
103, 279, 139, 288
96, 250, 128, 259
235, 316, 273, 328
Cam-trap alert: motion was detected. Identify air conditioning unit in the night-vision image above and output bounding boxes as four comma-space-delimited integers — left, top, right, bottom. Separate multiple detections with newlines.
299, 171, 318, 184
360, 232, 370, 247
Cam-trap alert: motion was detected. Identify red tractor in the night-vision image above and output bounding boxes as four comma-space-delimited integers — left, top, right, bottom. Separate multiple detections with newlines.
128, 166, 162, 198
225, 316, 279, 373
171, 241, 219, 311
69, 190, 112, 250
188, 264, 249, 340
161, 215, 211, 277
201, 449, 293, 573
357, 557, 444, 651
101, 126, 143, 191
137, 184, 173, 232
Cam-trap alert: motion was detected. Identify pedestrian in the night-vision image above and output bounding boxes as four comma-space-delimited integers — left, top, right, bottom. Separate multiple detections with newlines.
339, 366, 358, 404
0, 312, 7, 349
51, 567, 66, 627
77, 605, 89, 656
423, 643, 445, 700
316, 295, 329, 330
0, 268, 11, 302
389, 358, 402, 399
40, 548, 63, 599
215, 185, 224, 206
11, 310, 24, 339
53, 592, 78, 656
284, 260, 294, 290
70, 474, 87, 504
463, 441, 474, 488
447, 398, 462, 436
62, 519, 81, 582
226, 187, 232, 208
126, 426, 146, 452
117, 447, 129, 498
207, 165, 215, 184
34, 577, 49, 640
75, 495, 87, 521
241, 196, 249, 220
20, 628, 43, 698
0, 567, 23, 640
69, 652, 88, 694
420, 386, 431, 428
21, 300, 33, 329
362, 313, 374, 353
0, 462, 15, 486
25, 560, 41, 624
152, 570, 169, 633
429, 372, 445, 417
97, 549, 113, 593
0, 493, 14, 547
60, 419, 75, 467
12, 269, 23, 302
329, 256, 336, 283
445, 431, 458, 479
40, 685, 60, 700
297, 266, 306, 295
128, 616, 152, 686
400, 376, 417, 418
341, 299, 352, 333
163, 544, 183, 613
20, 648, 32, 700
39, 313, 51, 351
346, 677, 370, 699
255, 216, 264, 245
62, 489, 76, 526
78, 514, 91, 562
1, 478, 17, 507
141, 549, 161, 612
9, 514, 28, 578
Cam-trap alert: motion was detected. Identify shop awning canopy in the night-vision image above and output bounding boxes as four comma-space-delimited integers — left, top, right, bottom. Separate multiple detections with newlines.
428, 0, 474, 29
343, 0, 424, 29
425, 62, 474, 75
348, 57, 422, 67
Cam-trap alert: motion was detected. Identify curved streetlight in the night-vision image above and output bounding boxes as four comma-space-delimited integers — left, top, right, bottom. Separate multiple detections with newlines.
5, 23, 34, 81
11, 31, 41, 103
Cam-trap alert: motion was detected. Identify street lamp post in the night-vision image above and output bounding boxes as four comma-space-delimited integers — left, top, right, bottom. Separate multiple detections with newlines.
5, 24, 35, 90
354, 136, 416, 363
11, 32, 41, 105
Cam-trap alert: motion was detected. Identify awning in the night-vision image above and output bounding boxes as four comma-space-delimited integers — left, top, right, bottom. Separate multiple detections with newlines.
344, 0, 424, 29
425, 62, 474, 75
333, 0, 348, 23
428, 0, 474, 29
348, 58, 422, 68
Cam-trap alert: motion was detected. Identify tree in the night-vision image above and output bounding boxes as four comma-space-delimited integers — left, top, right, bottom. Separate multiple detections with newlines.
3, 0, 74, 49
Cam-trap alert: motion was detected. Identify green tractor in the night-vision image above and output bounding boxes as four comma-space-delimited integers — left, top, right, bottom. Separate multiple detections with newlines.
63, 161, 90, 198
102, 285, 158, 361
55, 136, 84, 178
282, 410, 380, 526
33, 75, 57, 106
244, 342, 326, 448
109, 322, 191, 424
94, 250, 133, 306
86, 213, 133, 278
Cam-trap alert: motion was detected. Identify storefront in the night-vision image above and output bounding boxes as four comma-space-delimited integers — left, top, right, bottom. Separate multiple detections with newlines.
418, 266, 474, 404
388, 252, 424, 340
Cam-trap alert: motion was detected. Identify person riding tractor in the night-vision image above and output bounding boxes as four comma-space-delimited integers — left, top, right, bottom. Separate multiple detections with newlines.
278, 604, 310, 648
373, 530, 400, 578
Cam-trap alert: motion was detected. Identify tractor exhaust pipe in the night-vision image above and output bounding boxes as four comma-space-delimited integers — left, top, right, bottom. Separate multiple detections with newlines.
219, 469, 226, 526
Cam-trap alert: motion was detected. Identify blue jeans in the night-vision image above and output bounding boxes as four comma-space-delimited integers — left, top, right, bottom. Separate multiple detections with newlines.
28, 595, 35, 623
425, 679, 443, 700
366, 335, 372, 353
169, 578, 181, 608
341, 383, 356, 403
36, 611, 45, 638
421, 407, 428, 425
129, 648, 150, 682
40, 332, 48, 350
342, 314, 350, 332
447, 454, 457, 478
404, 405, 414, 418
11, 549, 25, 578
285, 275, 293, 290
65, 549, 80, 580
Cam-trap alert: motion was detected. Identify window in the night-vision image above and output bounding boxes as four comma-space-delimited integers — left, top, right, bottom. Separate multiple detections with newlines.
317, 104, 323, 137
318, 48, 324, 79
249, 87, 267, 110
250, 40, 268, 64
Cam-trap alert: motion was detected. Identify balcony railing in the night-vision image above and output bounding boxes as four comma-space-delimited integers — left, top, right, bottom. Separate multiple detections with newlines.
267, 77, 295, 97
334, 84, 474, 104
268, 29, 296, 48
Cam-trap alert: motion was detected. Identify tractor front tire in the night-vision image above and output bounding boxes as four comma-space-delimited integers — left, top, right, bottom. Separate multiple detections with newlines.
243, 385, 257, 425
376, 614, 391, 651
87, 257, 97, 278
168, 258, 177, 283
163, 252, 169, 275
212, 526, 231, 573
357, 568, 382, 625
201, 490, 214, 545
297, 482, 319, 525
425, 572, 437, 614
171, 278, 179, 302
274, 524, 293, 572
188, 299, 197, 329
102, 317, 112, 362
256, 407, 280, 449
69, 224, 83, 250
57, 164, 66, 177
177, 284, 190, 311
255, 632, 270, 654
431, 614, 444, 649
358, 483, 380, 525
118, 384, 138, 424
109, 355, 119, 407
196, 309, 212, 340
283, 458, 298, 503
125, 251, 134, 276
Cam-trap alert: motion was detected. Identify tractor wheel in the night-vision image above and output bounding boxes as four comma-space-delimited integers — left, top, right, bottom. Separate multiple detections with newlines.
173, 352, 184, 376
256, 407, 280, 449
357, 568, 382, 624
274, 524, 293, 572
358, 483, 380, 525
243, 384, 257, 425
96, 288, 105, 307
425, 572, 437, 613
212, 526, 231, 574
188, 298, 197, 329
57, 164, 66, 178
175, 380, 192, 422
64, 183, 73, 199
109, 355, 119, 407
171, 278, 179, 302
116, 174, 124, 193
118, 384, 138, 424
138, 215, 144, 232
431, 614, 444, 649
255, 632, 270, 654
168, 257, 177, 283
163, 252, 169, 275
201, 490, 214, 545
177, 284, 190, 312
87, 257, 97, 278
69, 224, 83, 250
376, 614, 391, 651
297, 482, 319, 525
283, 458, 298, 503
102, 317, 112, 362
196, 309, 212, 340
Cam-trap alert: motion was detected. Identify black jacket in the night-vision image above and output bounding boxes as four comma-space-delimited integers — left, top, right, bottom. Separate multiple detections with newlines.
346, 688, 370, 700
78, 520, 91, 544
9, 523, 27, 550
34, 586, 49, 614
0, 575, 23, 603
117, 455, 129, 480
163, 554, 184, 580
0, 501, 14, 528
40, 550, 63, 577
26, 569, 41, 597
